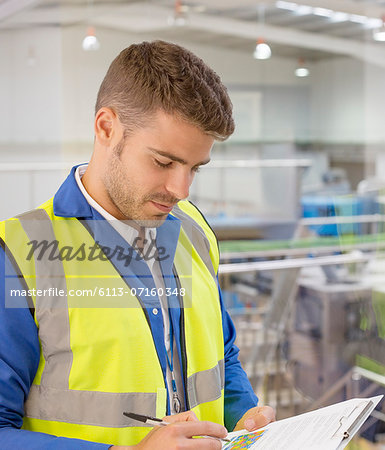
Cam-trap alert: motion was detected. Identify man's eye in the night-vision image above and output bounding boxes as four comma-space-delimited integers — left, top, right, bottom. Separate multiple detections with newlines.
192, 166, 201, 173
154, 159, 172, 168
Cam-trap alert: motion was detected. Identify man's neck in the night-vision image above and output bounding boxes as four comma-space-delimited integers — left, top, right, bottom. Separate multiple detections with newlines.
81, 162, 127, 221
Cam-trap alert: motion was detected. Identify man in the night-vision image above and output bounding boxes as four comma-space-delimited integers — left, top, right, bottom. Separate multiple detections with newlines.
0, 41, 274, 449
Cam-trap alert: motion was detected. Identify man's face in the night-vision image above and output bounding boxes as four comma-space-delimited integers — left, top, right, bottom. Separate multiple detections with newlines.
102, 110, 214, 226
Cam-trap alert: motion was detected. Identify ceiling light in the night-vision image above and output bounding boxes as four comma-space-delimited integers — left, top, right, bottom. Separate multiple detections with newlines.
373, 17, 385, 40
274, 1, 385, 29
373, 28, 385, 41
295, 59, 310, 77
374, 30, 385, 41
367, 18, 383, 28
168, 0, 188, 27
331, 11, 349, 22
168, 15, 187, 26
296, 5, 312, 15
82, 0, 99, 51
349, 14, 368, 24
253, 38, 272, 60
275, 1, 298, 11
82, 26, 100, 51
313, 7, 333, 18
295, 67, 310, 77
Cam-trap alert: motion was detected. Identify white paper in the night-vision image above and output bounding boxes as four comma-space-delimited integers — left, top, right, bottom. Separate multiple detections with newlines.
223, 395, 383, 450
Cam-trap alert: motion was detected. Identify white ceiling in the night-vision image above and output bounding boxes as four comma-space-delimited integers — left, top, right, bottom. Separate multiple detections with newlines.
2, 0, 385, 63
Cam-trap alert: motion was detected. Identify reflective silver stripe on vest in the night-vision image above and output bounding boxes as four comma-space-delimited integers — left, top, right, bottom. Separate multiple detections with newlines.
172, 204, 216, 279
25, 385, 157, 428
18, 209, 73, 391
187, 359, 224, 409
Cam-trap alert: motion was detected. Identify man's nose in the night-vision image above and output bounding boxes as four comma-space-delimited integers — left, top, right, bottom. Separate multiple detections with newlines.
165, 169, 192, 201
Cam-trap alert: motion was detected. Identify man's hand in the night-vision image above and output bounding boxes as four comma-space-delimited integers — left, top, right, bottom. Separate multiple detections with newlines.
233, 405, 275, 432
110, 410, 228, 449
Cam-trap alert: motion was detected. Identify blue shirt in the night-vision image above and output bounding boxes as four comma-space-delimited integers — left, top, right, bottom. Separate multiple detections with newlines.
0, 166, 258, 448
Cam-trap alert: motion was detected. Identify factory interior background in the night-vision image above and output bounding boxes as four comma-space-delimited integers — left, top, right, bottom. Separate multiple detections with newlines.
3, 0, 385, 447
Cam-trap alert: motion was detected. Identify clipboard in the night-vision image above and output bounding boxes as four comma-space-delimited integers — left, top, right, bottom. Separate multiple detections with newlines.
222, 395, 383, 450
334, 397, 383, 449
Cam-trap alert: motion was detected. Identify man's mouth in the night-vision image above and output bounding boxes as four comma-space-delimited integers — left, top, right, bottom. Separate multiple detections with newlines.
150, 201, 175, 213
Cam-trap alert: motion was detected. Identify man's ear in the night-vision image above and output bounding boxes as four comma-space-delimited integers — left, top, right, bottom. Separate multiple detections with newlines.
94, 107, 123, 146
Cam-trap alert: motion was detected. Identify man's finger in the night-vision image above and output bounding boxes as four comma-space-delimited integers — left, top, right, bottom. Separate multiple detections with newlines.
186, 436, 222, 449
171, 420, 228, 439
162, 410, 198, 423
244, 406, 276, 431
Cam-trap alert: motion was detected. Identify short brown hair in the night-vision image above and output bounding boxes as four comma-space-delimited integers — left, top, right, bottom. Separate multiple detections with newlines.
95, 40, 234, 141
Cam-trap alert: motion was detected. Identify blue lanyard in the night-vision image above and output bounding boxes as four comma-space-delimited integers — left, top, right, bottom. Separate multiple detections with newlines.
165, 307, 181, 413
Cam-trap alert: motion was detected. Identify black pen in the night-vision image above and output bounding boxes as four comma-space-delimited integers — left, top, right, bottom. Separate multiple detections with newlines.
123, 412, 231, 443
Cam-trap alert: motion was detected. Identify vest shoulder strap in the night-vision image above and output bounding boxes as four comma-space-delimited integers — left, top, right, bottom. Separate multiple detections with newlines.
172, 201, 219, 277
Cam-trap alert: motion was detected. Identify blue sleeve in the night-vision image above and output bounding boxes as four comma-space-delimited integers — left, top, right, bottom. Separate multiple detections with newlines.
0, 246, 110, 449
219, 281, 259, 431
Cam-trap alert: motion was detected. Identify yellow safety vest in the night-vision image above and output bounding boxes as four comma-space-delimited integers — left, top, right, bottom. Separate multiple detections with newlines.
0, 199, 225, 446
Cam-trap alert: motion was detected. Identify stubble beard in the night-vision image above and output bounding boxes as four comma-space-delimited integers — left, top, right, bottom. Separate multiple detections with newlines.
103, 139, 175, 228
